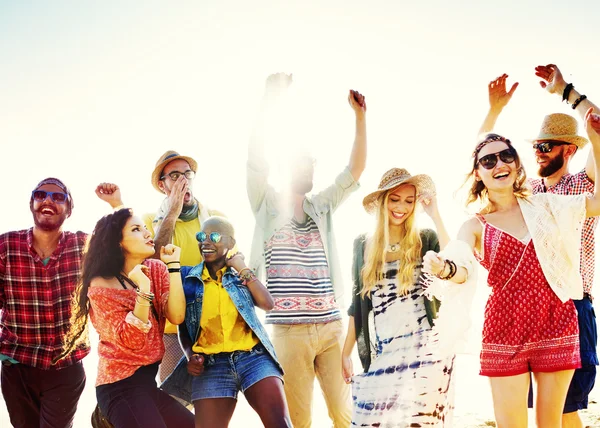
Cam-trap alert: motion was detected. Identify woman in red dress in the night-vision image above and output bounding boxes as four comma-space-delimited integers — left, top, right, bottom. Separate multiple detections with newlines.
423, 108, 600, 427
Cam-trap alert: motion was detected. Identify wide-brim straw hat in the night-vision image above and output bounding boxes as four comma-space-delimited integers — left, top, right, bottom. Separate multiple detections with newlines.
363, 168, 436, 214
151, 150, 198, 192
528, 113, 589, 149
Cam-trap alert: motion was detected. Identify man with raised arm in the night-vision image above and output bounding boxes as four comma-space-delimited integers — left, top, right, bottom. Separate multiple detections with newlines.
0, 179, 122, 428
247, 73, 367, 427
143, 151, 224, 383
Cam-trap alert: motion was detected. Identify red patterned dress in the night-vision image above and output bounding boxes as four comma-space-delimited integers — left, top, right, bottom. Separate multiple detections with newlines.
475, 214, 580, 376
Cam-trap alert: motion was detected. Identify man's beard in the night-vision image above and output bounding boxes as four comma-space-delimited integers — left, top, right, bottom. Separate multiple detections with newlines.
32, 210, 68, 231
538, 155, 565, 177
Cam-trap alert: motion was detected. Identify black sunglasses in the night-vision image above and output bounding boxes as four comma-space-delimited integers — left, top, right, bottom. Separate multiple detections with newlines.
532, 141, 569, 154
31, 190, 69, 204
477, 148, 517, 170
196, 231, 223, 243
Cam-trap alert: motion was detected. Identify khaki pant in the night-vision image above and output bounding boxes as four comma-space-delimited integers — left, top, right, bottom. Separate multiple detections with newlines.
272, 319, 351, 428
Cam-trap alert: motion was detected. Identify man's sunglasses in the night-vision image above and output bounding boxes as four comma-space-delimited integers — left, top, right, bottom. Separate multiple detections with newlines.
477, 148, 517, 170
31, 190, 69, 204
160, 170, 196, 181
532, 141, 569, 154
196, 231, 223, 243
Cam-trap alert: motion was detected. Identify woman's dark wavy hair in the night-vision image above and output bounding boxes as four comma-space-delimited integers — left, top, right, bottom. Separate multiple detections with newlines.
53, 208, 132, 363
464, 133, 530, 210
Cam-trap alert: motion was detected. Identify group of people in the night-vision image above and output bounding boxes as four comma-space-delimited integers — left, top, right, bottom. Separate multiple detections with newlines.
0, 63, 598, 428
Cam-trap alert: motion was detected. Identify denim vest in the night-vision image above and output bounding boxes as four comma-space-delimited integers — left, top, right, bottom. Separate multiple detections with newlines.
161, 263, 282, 403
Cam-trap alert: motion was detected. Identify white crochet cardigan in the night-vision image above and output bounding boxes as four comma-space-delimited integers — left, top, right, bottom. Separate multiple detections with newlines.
518, 193, 586, 303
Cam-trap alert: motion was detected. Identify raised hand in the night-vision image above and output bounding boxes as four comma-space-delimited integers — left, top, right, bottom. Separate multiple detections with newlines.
264, 72, 293, 98
160, 244, 181, 265
95, 182, 123, 208
419, 194, 439, 219
488, 74, 518, 111
128, 264, 151, 292
422, 250, 445, 278
534, 64, 567, 95
164, 176, 189, 216
585, 108, 600, 143
348, 90, 366, 116
226, 251, 246, 272
187, 354, 205, 376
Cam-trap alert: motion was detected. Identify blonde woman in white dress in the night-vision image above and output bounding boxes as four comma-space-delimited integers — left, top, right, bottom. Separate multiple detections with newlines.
342, 168, 455, 427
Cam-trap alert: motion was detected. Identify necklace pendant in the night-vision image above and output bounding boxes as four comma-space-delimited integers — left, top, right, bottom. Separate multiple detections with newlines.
388, 243, 400, 252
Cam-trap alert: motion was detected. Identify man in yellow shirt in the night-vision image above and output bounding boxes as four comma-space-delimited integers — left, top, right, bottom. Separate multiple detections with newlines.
143, 150, 224, 383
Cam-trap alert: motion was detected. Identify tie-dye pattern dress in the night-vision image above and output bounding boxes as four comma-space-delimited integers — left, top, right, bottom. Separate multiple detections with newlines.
351, 260, 455, 427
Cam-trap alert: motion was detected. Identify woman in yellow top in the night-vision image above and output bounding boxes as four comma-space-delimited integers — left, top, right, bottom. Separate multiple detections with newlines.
165, 216, 291, 428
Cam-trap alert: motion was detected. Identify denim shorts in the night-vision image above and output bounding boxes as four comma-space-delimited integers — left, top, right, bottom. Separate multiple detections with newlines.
191, 343, 283, 401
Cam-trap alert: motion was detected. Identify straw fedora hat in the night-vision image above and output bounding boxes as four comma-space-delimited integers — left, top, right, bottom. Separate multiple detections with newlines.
363, 168, 436, 214
529, 113, 589, 149
151, 150, 198, 193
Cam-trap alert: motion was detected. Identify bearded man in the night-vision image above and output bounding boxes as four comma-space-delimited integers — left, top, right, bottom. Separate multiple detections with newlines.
0, 178, 121, 428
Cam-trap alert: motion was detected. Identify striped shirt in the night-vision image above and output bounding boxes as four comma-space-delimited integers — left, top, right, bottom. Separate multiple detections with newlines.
529, 169, 598, 296
265, 217, 341, 324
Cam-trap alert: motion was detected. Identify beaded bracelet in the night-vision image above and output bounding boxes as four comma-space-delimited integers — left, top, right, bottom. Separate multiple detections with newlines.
238, 268, 252, 277
445, 260, 457, 280
135, 297, 152, 307
435, 261, 449, 280
437, 259, 457, 280
239, 268, 256, 283
242, 273, 258, 286
562, 83, 574, 103
136, 289, 155, 303
572, 94, 587, 110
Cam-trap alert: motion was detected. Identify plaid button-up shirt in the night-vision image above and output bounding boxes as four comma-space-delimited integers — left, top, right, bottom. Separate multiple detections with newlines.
0, 228, 90, 369
529, 170, 598, 296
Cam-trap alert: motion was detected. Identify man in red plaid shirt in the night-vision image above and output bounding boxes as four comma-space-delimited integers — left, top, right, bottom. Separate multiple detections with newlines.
479, 65, 599, 428
0, 177, 122, 428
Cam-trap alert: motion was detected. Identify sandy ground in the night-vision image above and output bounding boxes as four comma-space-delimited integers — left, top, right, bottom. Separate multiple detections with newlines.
1, 353, 599, 427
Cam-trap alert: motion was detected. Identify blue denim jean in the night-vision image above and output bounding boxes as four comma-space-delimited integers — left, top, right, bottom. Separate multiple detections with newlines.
191, 343, 283, 401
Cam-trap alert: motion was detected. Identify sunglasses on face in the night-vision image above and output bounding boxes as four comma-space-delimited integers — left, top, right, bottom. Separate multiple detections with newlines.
31, 190, 68, 204
160, 170, 196, 181
532, 141, 569, 154
196, 231, 223, 243
477, 148, 517, 170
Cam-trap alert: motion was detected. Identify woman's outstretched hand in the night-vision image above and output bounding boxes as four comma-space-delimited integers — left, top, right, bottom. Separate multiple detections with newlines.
488, 73, 518, 111
422, 250, 445, 278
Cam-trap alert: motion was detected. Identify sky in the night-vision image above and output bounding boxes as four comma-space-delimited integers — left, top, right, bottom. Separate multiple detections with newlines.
1, 0, 600, 425
2, 1, 599, 247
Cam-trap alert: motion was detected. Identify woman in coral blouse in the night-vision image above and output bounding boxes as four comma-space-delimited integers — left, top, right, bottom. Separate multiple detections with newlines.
63, 208, 194, 428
